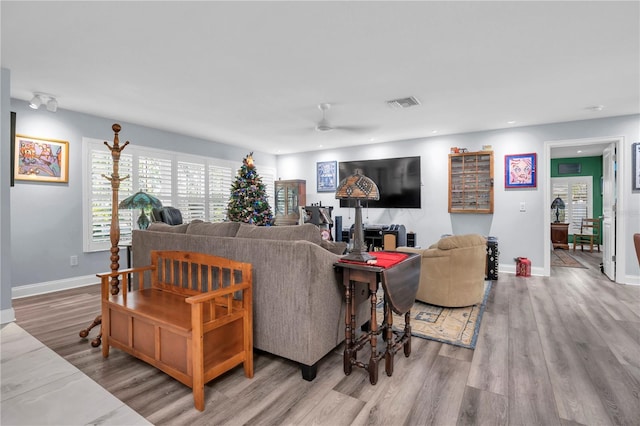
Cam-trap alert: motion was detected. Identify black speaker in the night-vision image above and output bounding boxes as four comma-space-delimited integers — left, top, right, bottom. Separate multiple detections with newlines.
407, 232, 416, 247
335, 216, 343, 241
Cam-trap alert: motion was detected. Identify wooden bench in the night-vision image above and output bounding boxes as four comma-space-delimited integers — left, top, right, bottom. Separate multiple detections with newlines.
99, 250, 253, 411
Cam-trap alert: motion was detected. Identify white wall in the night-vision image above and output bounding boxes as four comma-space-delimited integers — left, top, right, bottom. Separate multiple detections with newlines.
277, 114, 640, 282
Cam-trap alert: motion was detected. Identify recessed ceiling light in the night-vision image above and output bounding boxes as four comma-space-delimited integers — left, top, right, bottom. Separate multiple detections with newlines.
431, 130, 438, 134
507, 120, 516, 124
587, 105, 604, 111
577, 150, 583, 154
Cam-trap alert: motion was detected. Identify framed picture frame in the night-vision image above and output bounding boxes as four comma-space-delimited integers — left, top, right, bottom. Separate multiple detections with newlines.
317, 160, 337, 192
14, 134, 69, 183
633, 142, 640, 191
505, 153, 536, 188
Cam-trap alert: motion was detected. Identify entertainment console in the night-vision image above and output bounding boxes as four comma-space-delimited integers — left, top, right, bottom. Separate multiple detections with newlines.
342, 224, 415, 251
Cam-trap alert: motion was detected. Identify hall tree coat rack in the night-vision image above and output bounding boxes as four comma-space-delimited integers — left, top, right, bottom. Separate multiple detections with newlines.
79, 124, 130, 346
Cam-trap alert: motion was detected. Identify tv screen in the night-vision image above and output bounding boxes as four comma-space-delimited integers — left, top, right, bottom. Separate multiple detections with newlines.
339, 156, 421, 208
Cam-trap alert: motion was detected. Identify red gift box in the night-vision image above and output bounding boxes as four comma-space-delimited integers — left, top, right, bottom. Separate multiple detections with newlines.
516, 257, 531, 277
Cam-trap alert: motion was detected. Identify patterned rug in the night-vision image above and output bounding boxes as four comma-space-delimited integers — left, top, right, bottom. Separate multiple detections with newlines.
551, 249, 586, 268
376, 281, 492, 349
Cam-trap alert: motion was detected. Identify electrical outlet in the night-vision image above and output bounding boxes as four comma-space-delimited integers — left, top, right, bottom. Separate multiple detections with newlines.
519, 202, 526, 212
70, 255, 78, 266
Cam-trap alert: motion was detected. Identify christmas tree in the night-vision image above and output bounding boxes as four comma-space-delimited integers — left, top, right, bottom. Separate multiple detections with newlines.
227, 152, 274, 225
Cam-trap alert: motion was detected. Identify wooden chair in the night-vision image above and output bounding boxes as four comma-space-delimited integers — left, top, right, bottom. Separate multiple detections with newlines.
573, 218, 600, 253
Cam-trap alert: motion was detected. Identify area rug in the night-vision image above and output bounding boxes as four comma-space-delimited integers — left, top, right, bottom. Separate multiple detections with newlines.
551, 249, 587, 268
376, 281, 491, 349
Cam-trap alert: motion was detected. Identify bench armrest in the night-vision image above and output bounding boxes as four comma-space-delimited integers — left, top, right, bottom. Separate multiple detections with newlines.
185, 282, 251, 304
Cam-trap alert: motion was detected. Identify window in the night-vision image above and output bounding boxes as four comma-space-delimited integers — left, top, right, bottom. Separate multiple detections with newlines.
551, 176, 592, 234
83, 138, 275, 252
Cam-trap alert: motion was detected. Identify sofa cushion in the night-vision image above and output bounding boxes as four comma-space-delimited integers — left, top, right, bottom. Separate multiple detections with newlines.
236, 223, 323, 245
320, 239, 347, 255
437, 234, 486, 250
186, 221, 241, 237
147, 222, 189, 233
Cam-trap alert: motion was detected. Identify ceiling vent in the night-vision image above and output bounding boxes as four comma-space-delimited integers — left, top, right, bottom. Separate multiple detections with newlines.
386, 96, 421, 109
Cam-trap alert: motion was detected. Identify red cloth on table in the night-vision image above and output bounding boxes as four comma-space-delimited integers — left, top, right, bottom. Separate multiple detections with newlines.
338, 251, 409, 269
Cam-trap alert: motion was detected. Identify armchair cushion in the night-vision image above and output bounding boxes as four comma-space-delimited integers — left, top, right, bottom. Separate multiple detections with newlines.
398, 233, 487, 307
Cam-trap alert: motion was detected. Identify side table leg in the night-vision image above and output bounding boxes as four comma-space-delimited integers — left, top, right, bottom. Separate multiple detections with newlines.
368, 283, 378, 385
404, 311, 412, 357
384, 299, 394, 377
343, 277, 353, 375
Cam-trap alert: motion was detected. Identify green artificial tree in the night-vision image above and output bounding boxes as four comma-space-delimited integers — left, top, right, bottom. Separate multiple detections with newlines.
227, 152, 274, 225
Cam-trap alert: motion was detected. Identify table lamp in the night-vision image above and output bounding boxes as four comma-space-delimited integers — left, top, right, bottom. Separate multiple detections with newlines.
118, 191, 162, 230
551, 196, 565, 223
335, 169, 380, 262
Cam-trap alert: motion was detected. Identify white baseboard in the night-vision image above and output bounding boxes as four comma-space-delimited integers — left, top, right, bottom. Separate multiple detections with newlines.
1, 307, 16, 324
621, 274, 640, 286
498, 264, 545, 277
12, 274, 98, 300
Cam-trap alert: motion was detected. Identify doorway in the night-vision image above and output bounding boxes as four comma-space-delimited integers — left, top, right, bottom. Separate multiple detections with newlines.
544, 136, 624, 281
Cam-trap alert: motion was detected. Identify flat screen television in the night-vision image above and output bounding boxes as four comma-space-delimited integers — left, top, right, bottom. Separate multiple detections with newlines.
338, 156, 421, 209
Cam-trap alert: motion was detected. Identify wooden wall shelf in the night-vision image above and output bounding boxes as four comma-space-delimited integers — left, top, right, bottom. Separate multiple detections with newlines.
448, 151, 494, 214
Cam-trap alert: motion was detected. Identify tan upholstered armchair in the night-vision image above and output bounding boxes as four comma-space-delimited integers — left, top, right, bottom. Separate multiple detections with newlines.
397, 234, 487, 307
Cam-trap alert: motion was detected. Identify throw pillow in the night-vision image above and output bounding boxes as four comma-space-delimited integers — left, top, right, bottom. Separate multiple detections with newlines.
320, 240, 348, 255
147, 222, 189, 233
186, 221, 241, 237
235, 223, 323, 245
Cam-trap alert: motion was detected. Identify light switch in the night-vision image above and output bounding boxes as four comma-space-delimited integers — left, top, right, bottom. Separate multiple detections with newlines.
520, 202, 526, 212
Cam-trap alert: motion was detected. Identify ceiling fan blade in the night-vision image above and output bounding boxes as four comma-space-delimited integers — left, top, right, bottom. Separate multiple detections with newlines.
333, 125, 377, 133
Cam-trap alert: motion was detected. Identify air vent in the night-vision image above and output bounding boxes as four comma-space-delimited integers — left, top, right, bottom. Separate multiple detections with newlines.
386, 96, 421, 109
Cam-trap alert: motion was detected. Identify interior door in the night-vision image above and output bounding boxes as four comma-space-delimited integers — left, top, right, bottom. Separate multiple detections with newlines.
602, 144, 616, 280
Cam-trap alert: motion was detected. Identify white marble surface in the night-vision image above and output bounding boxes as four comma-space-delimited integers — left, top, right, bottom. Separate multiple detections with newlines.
0, 322, 151, 426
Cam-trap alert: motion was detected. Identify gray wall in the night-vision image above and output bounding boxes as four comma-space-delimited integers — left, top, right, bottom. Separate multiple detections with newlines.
1, 68, 13, 321
7, 97, 276, 291
277, 114, 640, 281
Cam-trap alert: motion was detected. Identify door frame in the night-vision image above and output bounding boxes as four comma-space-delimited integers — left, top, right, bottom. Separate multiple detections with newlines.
543, 136, 626, 281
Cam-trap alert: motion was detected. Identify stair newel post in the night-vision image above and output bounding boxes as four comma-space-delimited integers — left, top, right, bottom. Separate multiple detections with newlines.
103, 123, 130, 295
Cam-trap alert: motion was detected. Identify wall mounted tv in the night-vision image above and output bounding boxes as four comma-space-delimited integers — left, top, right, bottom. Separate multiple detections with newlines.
338, 156, 421, 209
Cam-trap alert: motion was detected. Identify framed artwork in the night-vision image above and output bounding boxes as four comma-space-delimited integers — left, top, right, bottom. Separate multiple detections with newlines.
505, 153, 536, 188
317, 160, 337, 192
14, 134, 69, 183
633, 142, 640, 191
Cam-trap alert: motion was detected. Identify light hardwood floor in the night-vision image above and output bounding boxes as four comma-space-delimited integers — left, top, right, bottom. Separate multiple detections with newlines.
11, 249, 640, 426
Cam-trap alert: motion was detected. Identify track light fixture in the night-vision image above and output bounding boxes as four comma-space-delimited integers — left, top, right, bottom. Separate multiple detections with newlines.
29, 92, 58, 112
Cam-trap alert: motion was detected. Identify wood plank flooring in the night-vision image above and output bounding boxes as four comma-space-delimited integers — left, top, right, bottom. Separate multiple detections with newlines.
12, 249, 640, 425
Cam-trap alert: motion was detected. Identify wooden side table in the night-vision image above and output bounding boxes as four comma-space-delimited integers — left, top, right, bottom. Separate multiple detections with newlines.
335, 252, 420, 385
551, 223, 570, 250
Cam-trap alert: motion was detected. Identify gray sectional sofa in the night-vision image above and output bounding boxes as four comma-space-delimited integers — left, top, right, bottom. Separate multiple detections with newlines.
132, 221, 368, 380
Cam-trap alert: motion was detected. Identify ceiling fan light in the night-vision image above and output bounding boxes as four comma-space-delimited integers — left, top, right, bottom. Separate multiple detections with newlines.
316, 120, 333, 132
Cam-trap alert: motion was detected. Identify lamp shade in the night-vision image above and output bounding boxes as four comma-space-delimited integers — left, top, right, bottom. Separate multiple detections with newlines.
335, 169, 380, 201
119, 191, 162, 230
119, 191, 162, 210
335, 170, 379, 262
551, 196, 566, 223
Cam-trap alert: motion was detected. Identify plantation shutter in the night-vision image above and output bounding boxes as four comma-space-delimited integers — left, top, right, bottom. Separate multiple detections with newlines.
570, 183, 588, 232
177, 160, 206, 222
208, 164, 233, 222
139, 155, 173, 207
88, 148, 133, 250
551, 177, 592, 234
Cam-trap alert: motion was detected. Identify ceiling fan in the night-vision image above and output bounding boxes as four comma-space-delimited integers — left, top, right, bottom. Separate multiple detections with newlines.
314, 103, 374, 133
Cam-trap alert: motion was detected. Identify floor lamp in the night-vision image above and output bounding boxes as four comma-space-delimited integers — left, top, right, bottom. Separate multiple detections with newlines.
335, 169, 380, 263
